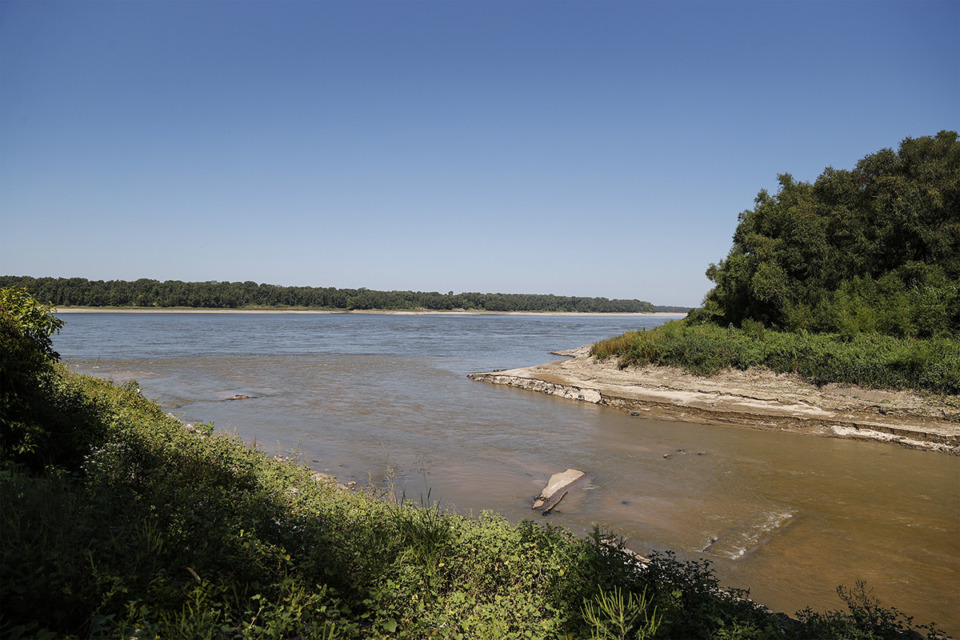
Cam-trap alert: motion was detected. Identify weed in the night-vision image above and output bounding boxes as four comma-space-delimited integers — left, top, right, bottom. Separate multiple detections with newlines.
582, 586, 661, 640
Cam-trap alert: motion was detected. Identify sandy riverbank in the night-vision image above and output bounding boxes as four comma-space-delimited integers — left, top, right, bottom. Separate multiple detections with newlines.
54, 307, 687, 317
469, 346, 960, 454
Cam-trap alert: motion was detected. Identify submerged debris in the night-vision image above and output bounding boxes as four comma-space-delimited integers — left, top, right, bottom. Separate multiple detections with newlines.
532, 469, 594, 514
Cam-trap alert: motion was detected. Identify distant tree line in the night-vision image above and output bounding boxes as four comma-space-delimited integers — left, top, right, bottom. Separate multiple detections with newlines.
693, 130, 959, 339
0, 276, 689, 314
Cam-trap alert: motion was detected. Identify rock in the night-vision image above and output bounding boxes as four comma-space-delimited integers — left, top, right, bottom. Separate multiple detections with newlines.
224, 394, 252, 401
532, 469, 594, 512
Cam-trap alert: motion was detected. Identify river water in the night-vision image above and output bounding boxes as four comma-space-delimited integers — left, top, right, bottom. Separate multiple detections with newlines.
53, 312, 959, 635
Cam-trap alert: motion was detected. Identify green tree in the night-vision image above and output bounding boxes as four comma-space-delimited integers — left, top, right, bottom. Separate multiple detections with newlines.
0, 287, 66, 470
699, 131, 959, 337
1, 287, 109, 473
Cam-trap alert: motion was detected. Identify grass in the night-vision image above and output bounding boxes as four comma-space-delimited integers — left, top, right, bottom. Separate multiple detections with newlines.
0, 368, 946, 639
590, 320, 960, 396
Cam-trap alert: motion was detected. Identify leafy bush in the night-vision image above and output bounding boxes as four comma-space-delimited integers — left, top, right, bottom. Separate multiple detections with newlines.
795, 581, 943, 640
0, 286, 109, 473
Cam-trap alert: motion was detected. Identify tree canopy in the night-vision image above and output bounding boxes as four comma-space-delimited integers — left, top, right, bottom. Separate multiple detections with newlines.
697, 130, 959, 338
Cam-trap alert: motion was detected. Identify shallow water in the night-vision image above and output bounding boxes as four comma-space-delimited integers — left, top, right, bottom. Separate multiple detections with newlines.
55, 312, 960, 635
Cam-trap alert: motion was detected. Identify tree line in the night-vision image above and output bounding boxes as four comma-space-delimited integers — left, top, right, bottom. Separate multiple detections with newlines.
0, 276, 689, 313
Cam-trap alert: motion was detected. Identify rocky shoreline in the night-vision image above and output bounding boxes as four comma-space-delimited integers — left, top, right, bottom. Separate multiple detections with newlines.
469, 347, 960, 454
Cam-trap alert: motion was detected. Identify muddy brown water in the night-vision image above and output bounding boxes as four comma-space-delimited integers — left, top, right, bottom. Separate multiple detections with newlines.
55, 312, 960, 635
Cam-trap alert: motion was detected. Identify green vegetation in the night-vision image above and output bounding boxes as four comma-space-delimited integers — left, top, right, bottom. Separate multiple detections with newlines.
0, 276, 689, 314
595, 132, 960, 394
1, 289, 944, 638
591, 320, 960, 395
697, 130, 958, 338
0, 286, 95, 474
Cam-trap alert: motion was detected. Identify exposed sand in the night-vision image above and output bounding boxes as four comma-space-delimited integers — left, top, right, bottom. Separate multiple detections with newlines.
468, 346, 960, 454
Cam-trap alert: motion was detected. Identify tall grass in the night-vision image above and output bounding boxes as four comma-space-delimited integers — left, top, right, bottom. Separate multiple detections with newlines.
591, 321, 960, 396
1, 370, 944, 638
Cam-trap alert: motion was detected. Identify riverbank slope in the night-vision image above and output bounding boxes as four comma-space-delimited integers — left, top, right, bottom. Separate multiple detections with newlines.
469, 347, 960, 454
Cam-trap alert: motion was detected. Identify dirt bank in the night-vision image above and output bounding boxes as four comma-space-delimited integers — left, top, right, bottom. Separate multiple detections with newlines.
468, 346, 960, 454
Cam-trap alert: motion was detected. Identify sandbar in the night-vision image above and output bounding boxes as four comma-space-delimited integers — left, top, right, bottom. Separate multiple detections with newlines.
469, 346, 960, 454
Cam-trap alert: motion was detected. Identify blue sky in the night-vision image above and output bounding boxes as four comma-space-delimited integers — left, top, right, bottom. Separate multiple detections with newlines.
2, 1, 957, 307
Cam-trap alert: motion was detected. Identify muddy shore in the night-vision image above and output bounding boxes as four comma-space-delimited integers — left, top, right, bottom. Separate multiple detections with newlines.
469, 346, 960, 454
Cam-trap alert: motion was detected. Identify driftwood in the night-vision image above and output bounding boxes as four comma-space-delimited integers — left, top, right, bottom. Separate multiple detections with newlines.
541, 491, 568, 515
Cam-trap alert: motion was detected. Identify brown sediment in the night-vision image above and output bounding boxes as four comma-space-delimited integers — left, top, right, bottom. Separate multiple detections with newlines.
468, 346, 960, 454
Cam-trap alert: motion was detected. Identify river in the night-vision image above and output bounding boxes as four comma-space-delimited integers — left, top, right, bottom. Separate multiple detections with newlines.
53, 311, 960, 635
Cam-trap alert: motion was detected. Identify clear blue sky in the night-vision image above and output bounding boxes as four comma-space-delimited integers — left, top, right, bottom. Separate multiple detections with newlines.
2, 1, 957, 307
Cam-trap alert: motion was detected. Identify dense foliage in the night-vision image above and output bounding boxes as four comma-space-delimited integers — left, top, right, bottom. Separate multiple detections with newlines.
0, 276, 689, 313
591, 320, 960, 396
1, 290, 942, 638
696, 131, 959, 338
592, 133, 960, 394
0, 287, 104, 473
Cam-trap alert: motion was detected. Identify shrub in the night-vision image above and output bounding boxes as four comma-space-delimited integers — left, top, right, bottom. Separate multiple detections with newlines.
0, 286, 106, 473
